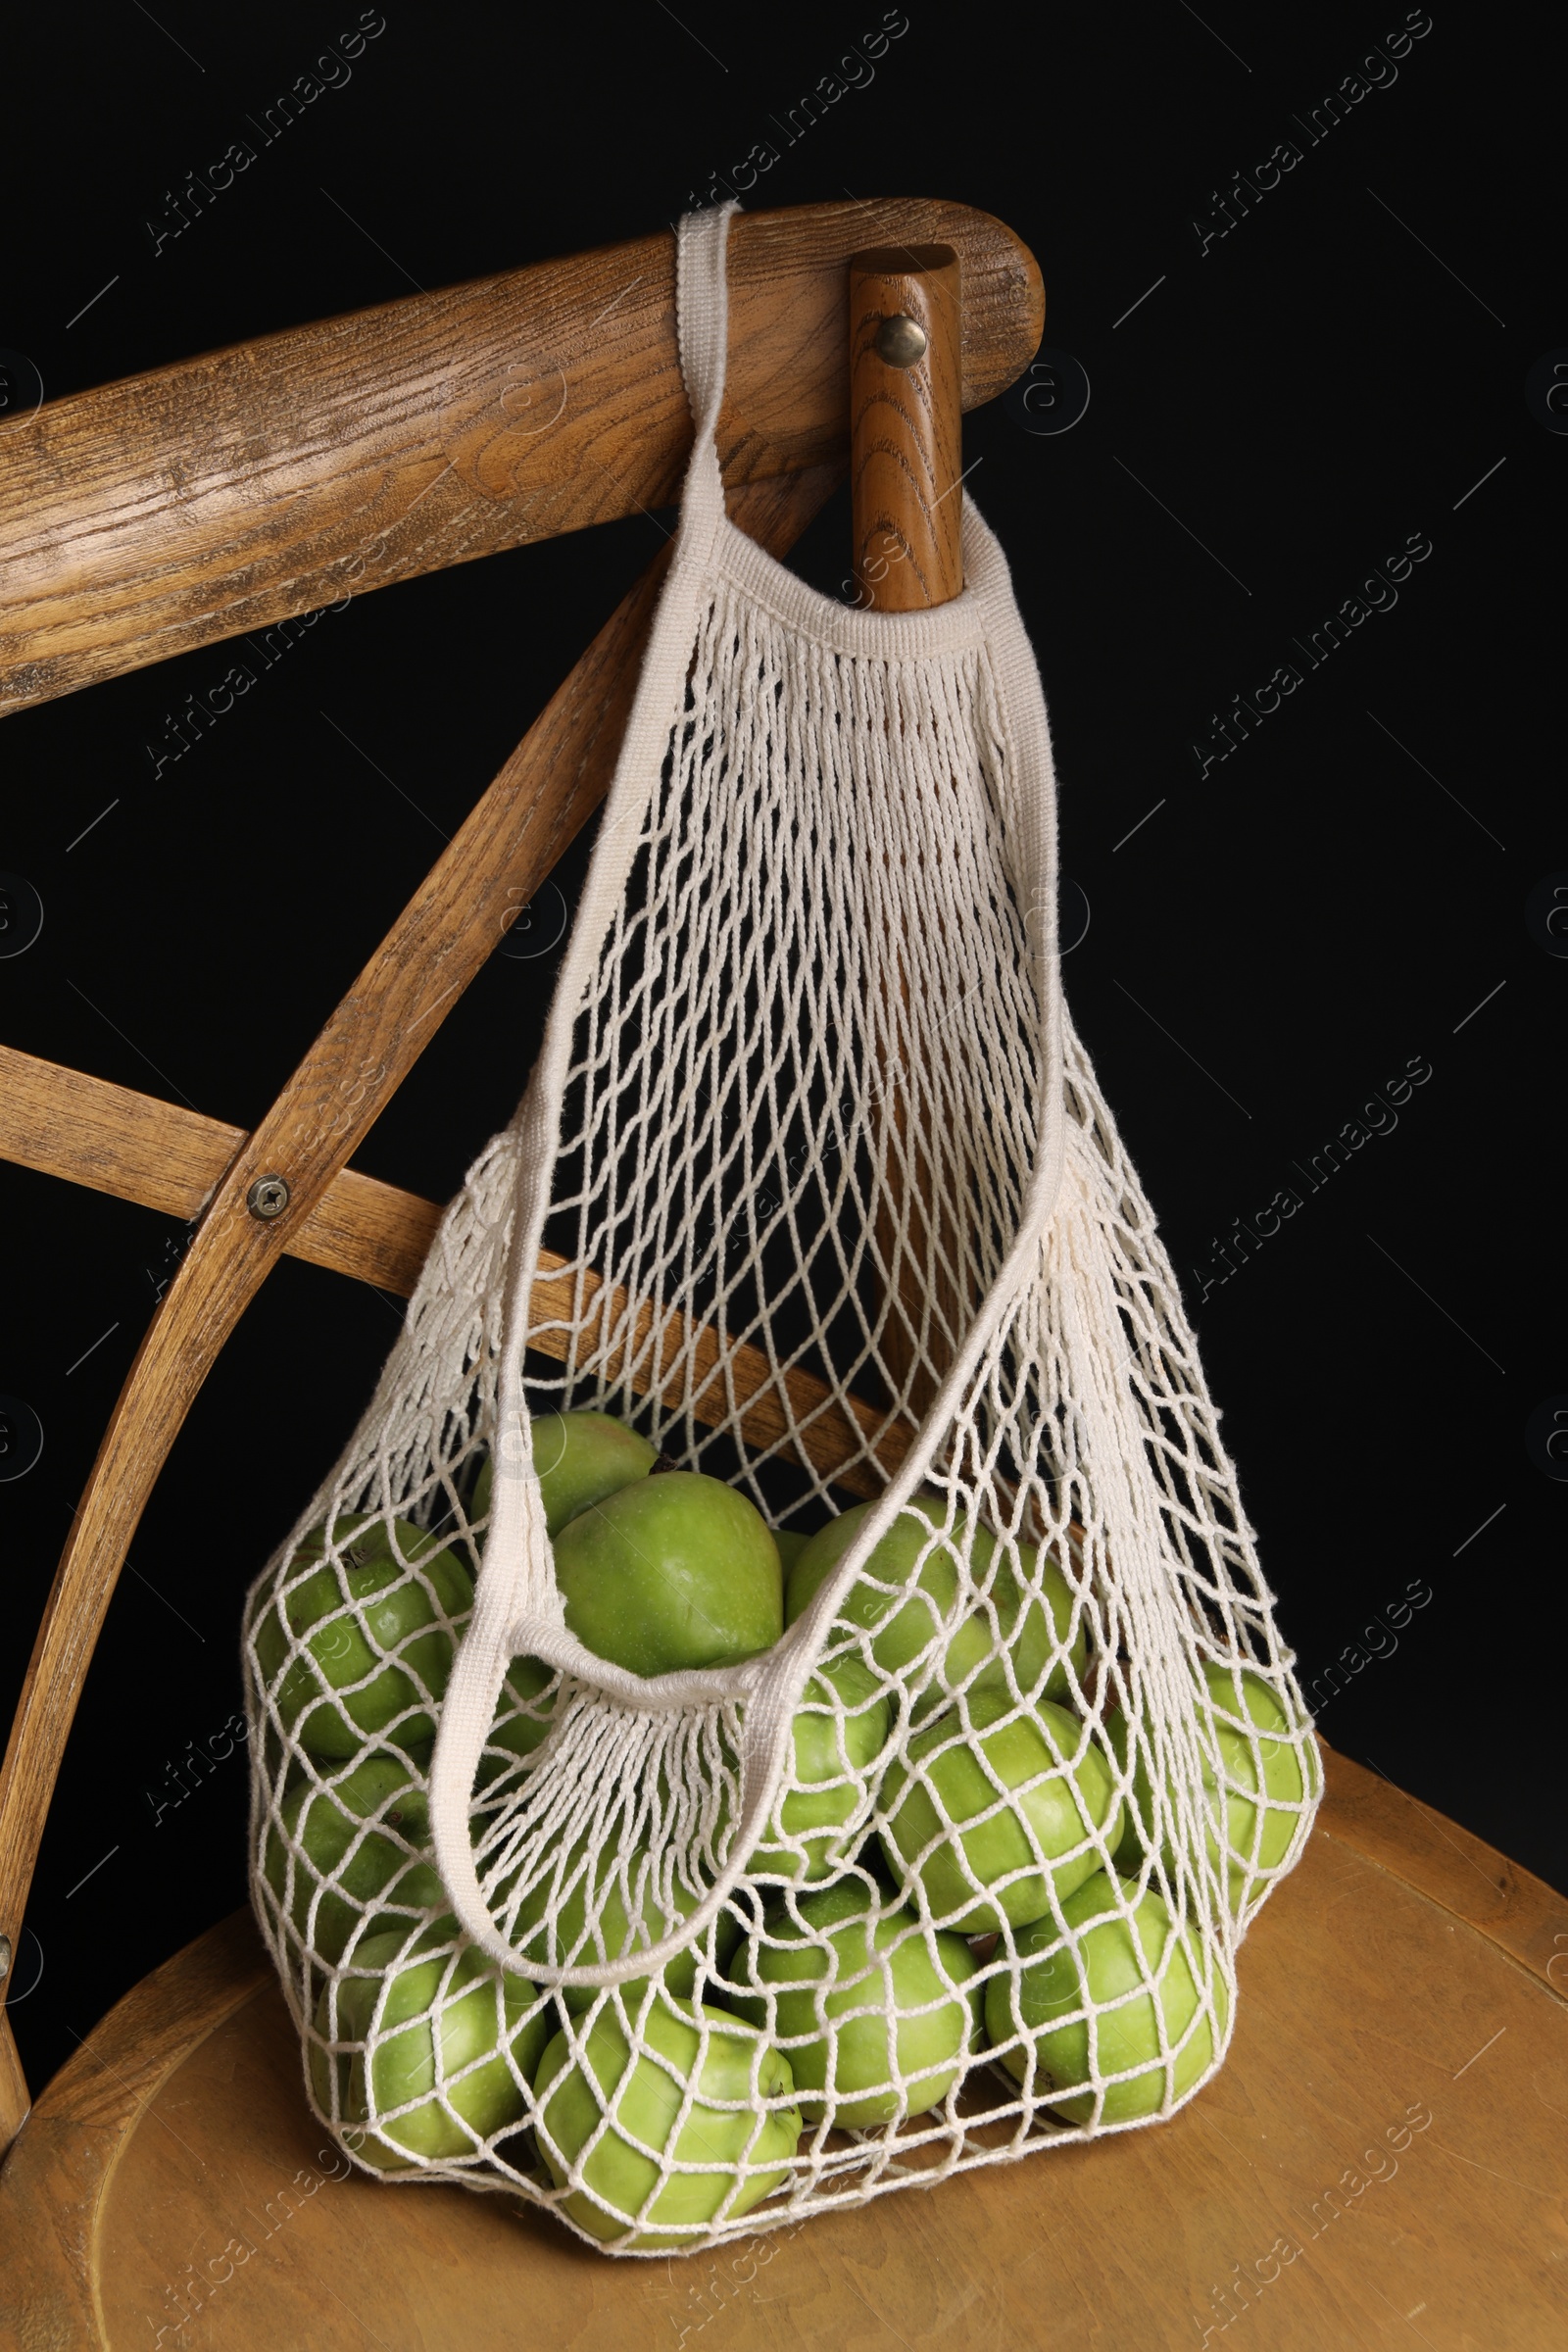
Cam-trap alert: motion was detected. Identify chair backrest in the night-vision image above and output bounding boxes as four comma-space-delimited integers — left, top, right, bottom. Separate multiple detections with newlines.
0, 199, 1040, 715
0, 198, 1043, 2146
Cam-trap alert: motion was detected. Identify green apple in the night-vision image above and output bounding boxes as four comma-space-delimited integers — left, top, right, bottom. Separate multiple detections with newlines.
253, 1516, 474, 1760
725, 1880, 978, 2126
510, 1839, 741, 2014
880, 1691, 1122, 1933
551, 1472, 782, 1676
313, 1925, 549, 2169
534, 1996, 801, 2246
264, 1753, 445, 1963
985, 1869, 1228, 2123
930, 1541, 1089, 1717
745, 1656, 891, 1884
1200, 1658, 1317, 1905
469, 1412, 660, 1752
785, 1503, 1083, 1715
471, 1409, 658, 1541
1109, 1659, 1315, 1913
772, 1528, 815, 1580
785, 1495, 993, 1682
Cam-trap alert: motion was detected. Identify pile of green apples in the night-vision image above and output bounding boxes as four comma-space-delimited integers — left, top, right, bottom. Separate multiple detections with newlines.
252, 1410, 1312, 2245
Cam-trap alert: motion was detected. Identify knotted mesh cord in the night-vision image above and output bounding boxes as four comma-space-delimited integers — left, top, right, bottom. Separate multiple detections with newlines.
534, 591, 1037, 1488
244, 202, 1318, 2253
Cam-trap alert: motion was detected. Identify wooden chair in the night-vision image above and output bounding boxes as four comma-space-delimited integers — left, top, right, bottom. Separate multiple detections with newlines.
2, 202, 1564, 2351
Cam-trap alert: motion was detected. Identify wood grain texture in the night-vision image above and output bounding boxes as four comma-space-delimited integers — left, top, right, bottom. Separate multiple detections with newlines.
0, 1038, 443, 1293
0, 2034, 25, 2172
0, 463, 840, 2108
848, 243, 963, 611
2, 1767, 1563, 2352
0, 202, 1042, 714
0, 1914, 269, 2352
1318, 1742, 1568, 1997
0, 1044, 245, 1226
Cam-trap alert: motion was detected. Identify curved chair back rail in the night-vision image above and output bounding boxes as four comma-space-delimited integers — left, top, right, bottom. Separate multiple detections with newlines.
0, 199, 1042, 714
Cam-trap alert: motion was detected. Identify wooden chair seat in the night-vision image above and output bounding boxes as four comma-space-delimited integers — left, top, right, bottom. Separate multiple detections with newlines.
4, 1749, 1564, 2352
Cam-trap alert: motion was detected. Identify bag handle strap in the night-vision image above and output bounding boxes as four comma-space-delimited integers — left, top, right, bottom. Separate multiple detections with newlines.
674, 199, 742, 509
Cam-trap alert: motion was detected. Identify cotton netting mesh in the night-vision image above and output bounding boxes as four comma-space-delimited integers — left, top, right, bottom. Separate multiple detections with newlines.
242, 202, 1317, 2253
244, 567, 1318, 2250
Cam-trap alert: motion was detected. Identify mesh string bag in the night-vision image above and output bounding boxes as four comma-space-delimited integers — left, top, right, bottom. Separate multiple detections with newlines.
244, 200, 1321, 2251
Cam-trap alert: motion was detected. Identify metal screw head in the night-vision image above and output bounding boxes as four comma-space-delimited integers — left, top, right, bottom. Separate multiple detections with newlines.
247, 1174, 291, 1221
875, 314, 928, 368
0, 1934, 11, 1982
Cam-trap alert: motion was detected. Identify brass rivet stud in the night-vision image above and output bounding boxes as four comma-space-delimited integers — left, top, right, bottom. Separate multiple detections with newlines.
875, 314, 928, 368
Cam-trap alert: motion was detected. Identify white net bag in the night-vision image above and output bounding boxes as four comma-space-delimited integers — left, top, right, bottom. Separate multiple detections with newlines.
244, 200, 1320, 2253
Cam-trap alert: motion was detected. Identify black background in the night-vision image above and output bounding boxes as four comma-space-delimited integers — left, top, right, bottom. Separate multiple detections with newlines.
1, 0, 1558, 2096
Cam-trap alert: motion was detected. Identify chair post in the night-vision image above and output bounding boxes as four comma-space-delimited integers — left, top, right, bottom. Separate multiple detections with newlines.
850, 243, 970, 1434
0, 2010, 27, 2146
